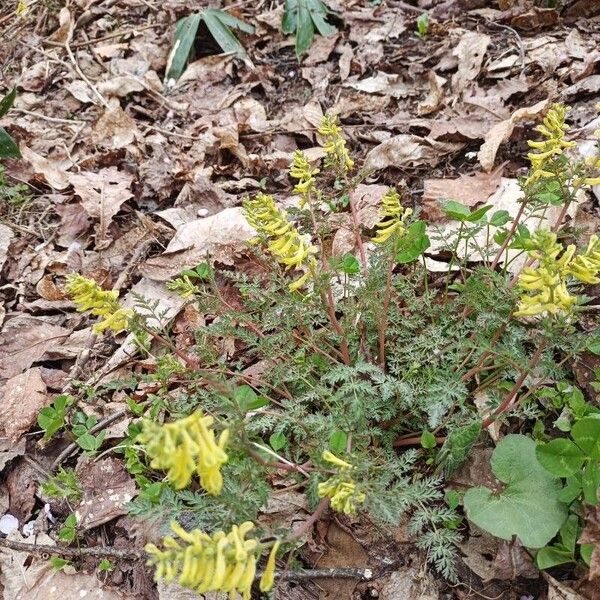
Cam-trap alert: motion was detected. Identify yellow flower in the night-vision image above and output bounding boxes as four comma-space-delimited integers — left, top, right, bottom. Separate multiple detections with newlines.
514, 230, 590, 319
317, 451, 365, 516
318, 114, 354, 176
567, 235, 600, 284
525, 104, 576, 185
242, 194, 317, 291
290, 151, 319, 207
372, 189, 413, 244
138, 411, 229, 494
259, 540, 281, 592
146, 521, 269, 600
65, 274, 132, 334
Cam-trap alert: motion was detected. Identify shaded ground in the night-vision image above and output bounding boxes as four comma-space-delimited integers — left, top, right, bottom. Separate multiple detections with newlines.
1, 0, 600, 598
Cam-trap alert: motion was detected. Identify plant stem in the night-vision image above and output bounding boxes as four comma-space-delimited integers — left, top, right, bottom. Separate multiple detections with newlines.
490, 200, 527, 270
378, 255, 395, 370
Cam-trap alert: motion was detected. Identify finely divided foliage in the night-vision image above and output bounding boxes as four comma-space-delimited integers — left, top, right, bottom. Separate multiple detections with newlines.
59, 106, 600, 590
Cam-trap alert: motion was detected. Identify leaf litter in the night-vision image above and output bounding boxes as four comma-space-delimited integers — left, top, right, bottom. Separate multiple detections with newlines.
0, 0, 599, 598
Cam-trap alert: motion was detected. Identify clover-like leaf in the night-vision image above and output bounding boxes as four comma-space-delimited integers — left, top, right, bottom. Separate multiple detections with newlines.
464, 434, 567, 548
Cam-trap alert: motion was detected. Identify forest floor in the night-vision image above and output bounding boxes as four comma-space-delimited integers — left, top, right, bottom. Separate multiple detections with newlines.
1, 0, 600, 598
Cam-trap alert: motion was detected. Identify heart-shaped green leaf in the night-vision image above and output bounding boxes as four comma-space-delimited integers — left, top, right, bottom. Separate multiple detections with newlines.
536, 438, 586, 477
464, 434, 567, 548
572, 416, 600, 460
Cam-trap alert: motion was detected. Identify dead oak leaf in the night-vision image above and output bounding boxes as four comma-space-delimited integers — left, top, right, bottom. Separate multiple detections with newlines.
75, 457, 137, 530
478, 99, 550, 172
0, 368, 48, 443
68, 167, 134, 245
452, 31, 491, 93
19, 145, 70, 190
364, 135, 463, 171
0, 319, 71, 378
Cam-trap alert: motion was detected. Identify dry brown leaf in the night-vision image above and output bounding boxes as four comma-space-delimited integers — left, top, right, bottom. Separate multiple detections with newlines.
0, 438, 26, 473
478, 99, 550, 172
364, 135, 463, 171
304, 33, 339, 66
344, 72, 412, 98
0, 368, 48, 442
418, 71, 446, 116
54, 201, 92, 247
140, 207, 255, 281
92, 99, 140, 149
66, 80, 96, 104
338, 43, 353, 81
422, 169, 503, 221
565, 75, 600, 98
69, 167, 134, 245
0, 319, 71, 378
0, 223, 14, 272
75, 457, 137, 530
19, 145, 70, 190
233, 97, 269, 133
97, 75, 145, 97
452, 31, 491, 93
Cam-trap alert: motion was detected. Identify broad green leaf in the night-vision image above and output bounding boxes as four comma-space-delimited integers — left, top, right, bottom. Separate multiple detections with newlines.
165, 14, 202, 82
536, 438, 586, 477
536, 545, 574, 570
203, 9, 249, 57
0, 128, 20, 159
588, 341, 600, 355
489, 210, 511, 227
441, 200, 471, 221
464, 204, 493, 223
269, 432, 287, 451
329, 430, 347, 453
581, 543, 595, 566
235, 385, 269, 412
559, 514, 579, 553
420, 429, 436, 449
557, 476, 582, 504
436, 420, 481, 476
204, 8, 254, 34
396, 220, 430, 264
464, 434, 568, 548
308, 0, 336, 36
582, 461, 600, 505
339, 254, 360, 274
295, 2, 315, 56
0, 88, 16, 118
282, 0, 297, 34
572, 416, 600, 459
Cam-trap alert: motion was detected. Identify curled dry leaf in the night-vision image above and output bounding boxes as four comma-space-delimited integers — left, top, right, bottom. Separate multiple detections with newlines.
0, 367, 48, 443
75, 457, 137, 530
68, 167, 134, 245
140, 207, 255, 281
452, 31, 491, 93
364, 135, 463, 171
478, 99, 551, 172
19, 145, 70, 190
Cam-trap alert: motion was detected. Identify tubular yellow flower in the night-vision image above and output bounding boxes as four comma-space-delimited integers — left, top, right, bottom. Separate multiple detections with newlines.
146, 521, 269, 600
259, 540, 281, 592
289, 151, 320, 207
318, 114, 354, 176
242, 193, 317, 291
65, 274, 132, 334
317, 451, 366, 516
514, 230, 598, 319
372, 189, 413, 244
525, 103, 576, 185
138, 411, 229, 494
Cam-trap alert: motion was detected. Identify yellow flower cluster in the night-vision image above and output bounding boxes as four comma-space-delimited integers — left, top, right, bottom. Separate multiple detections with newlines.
372, 189, 413, 244
317, 451, 366, 516
515, 231, 600, 318
242, 193, 317, 291
526, 104, 576, 184
289, 150, 319, 207
138, 411, 229, 494
318, 114, 354, 176
145, 521, 279, 599
65, 274, 132, 334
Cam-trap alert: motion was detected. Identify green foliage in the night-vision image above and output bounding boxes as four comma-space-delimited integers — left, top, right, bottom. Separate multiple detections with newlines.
165, 10, 254, 82
98, 559, 114, 572
536, 416, 600, 505
416, 12, 430, 39
41, 468, 82, 502
38, 394, 74, 440
0, 89, 20, 159
282, 0, 337, 57
464, 435, 568, 548
0, 165, 30, 206
58, 513, 78, 543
